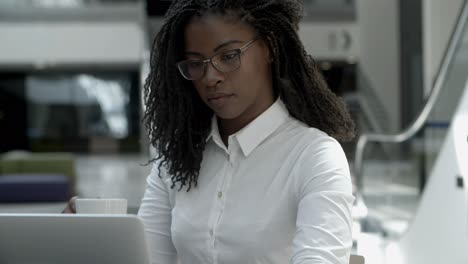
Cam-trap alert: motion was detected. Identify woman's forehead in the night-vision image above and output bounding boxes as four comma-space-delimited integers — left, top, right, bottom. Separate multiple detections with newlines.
183, 13, 254, 50
187, 13, 252, 33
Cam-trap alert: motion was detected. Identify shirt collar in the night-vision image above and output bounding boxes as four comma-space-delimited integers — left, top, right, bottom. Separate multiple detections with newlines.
206, 98, 290, 157
207, 114, 225, 150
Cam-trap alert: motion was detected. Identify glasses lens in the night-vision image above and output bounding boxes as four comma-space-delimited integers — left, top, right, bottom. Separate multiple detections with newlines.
212, 50, 241, 72
177, 60, 205, 80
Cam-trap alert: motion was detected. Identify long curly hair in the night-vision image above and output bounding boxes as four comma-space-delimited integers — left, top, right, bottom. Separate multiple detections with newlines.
144, 0, 355, 191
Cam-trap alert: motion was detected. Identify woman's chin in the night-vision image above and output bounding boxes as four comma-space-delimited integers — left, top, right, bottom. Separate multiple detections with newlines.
214, 111, 239, 120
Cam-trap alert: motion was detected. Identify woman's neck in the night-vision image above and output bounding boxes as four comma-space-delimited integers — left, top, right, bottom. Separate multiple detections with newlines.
217, 96, 276, 146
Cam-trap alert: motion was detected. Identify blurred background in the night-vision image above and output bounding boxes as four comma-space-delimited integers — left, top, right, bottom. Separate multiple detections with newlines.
1, 0, 467, 263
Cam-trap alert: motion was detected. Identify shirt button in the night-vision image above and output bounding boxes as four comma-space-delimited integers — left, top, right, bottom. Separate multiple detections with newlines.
209, 230, 214, 236
217, 192, 222, 198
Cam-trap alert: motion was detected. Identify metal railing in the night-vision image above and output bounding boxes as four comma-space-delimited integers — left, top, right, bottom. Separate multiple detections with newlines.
353, 0, 468, 215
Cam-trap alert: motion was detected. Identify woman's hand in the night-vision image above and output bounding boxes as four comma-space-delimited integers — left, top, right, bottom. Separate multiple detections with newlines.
62, 196, 78, 213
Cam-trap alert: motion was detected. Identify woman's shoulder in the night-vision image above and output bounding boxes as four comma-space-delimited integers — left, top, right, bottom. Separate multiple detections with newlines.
148, 162, 174, 186
284, 118, 343, 149
288, 123, 352, 195
282, 119, 349, 170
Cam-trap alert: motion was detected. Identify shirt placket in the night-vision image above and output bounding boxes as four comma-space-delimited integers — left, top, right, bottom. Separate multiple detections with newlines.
209, 138, 236, 264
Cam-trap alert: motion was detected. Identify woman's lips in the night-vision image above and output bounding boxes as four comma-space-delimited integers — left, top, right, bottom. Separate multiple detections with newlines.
207, 94, 234, 108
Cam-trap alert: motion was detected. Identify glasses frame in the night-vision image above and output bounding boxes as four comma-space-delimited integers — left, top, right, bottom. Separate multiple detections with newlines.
176, 38, 258, 81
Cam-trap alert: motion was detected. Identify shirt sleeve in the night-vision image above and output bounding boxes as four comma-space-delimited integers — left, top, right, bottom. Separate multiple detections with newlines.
291, 137, 355, 264
138, 163, 178, 264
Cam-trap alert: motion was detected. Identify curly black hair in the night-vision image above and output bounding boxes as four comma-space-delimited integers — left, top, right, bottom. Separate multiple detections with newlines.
144, 0, 355, 191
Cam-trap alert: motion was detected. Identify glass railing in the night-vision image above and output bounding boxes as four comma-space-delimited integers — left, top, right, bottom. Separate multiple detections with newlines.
424, 31, 468, 176
354, 0, 468, 239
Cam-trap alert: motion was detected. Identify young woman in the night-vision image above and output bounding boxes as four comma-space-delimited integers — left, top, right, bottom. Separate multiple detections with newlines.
138, 1, 356, 263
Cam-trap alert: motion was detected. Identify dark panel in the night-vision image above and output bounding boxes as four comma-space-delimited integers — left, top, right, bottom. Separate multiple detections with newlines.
0, 73, 28, 153
146, 0, 173, 16
399, 0, 424, 128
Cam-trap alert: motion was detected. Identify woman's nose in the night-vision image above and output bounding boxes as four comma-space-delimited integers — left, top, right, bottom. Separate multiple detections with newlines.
202, 62, 225, 87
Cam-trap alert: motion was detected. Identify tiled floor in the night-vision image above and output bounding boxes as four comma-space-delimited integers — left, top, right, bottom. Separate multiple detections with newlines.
74, 154, 152, 212
352, 159, 422, 263
0, 154, 152, 214
74, 155, 422, 234
360, 160, 421, 237
1, 154, 422, 224
0, 154, 423, 263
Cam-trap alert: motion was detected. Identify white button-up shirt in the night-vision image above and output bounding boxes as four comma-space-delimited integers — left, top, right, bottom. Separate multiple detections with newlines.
138, 99, 355, 264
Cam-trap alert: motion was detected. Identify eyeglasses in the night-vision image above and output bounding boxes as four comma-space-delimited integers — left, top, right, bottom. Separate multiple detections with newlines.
176, 38, 258, 81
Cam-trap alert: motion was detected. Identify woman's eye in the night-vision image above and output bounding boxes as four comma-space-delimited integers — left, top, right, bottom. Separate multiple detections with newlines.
188, 61, 204, 68
221, 52, 238, 61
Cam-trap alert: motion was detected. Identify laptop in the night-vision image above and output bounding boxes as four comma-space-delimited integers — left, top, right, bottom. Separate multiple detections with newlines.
0, 214, 150, 264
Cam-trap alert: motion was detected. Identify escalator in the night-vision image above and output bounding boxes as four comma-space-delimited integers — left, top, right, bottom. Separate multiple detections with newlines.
353, 0, 468, 263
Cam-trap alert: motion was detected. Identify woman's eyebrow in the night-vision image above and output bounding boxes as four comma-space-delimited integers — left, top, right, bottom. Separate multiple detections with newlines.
185, 40, 243, 56
213, 40, 242, 52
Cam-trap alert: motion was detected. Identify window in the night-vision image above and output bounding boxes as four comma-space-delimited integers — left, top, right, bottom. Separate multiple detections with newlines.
0, 72, 141, 153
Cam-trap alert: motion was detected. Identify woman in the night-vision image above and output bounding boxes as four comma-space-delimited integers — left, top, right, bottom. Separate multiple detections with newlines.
139, 0, 356, 263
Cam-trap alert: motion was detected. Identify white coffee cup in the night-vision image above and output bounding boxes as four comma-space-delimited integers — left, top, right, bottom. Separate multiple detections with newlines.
75, 198, 128, 214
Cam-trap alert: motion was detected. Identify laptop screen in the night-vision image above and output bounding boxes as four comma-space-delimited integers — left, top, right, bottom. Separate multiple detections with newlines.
0, 214, 150, 264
